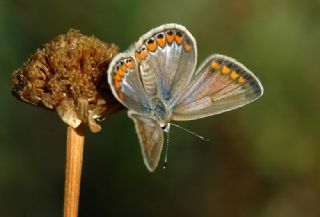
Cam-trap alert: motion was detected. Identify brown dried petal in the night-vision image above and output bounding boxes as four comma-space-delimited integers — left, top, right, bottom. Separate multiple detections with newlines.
12, 29, 124, 132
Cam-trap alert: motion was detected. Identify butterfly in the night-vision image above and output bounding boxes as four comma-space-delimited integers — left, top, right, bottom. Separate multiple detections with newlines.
107, 23, 263, 172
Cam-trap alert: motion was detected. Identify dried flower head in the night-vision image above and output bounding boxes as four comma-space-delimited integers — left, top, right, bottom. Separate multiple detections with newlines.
12, 29, 123, 132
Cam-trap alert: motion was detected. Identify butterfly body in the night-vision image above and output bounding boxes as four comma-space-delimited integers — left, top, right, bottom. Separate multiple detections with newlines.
107, 24, 263, 171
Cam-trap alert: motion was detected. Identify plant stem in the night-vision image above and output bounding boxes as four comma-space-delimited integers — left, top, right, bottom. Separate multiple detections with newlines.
64, 125, 85, 217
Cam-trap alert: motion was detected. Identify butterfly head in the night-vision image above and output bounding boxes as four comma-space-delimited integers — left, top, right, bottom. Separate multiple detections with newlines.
160, 122, 170, 133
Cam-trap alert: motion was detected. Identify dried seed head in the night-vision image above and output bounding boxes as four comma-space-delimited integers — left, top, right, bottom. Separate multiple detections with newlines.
12, 29, 123, 132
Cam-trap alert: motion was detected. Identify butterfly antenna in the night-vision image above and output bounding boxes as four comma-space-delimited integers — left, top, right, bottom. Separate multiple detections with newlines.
170, 123, 210, 142
163, 128, 170, 170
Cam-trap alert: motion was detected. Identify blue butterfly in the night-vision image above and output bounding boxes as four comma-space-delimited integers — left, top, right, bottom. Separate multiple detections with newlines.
107, 24, 263, 171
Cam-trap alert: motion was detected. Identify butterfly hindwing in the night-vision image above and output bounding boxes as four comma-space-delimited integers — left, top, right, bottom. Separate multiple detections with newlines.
172, 54, 263, 121
128, 111, 164, 172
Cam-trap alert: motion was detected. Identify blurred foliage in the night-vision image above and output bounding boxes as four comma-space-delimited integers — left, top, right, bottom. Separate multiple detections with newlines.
1, 0, 320, 216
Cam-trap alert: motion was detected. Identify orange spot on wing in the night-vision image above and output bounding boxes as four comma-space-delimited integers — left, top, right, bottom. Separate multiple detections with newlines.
238, 76, 245, 84
184, 44, 192, 52
156, 37, 166, 47
146, 40, 157, 52
116, 68, 124, 78
126, 60, 135, 69
230, 71, 239, 80
175, 34, 183, 44
115, 73, 122, 82
222, 65, 231, 74
211, 62, 220, 71
121, 63, 127, 72
166, 31, 174, 44
139, 124, 144, 133
114, 80, 121, 89
136, 48, 148, 60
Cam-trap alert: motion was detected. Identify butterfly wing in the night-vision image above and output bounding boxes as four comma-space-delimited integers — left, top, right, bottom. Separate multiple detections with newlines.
118, 24, 197, 102
132, 23, 197, 103
171, 54, 263, 121
108, 24, 197, 171
108, 23, 197, 114
128, 111, 164, 172
108, 52, 152, 115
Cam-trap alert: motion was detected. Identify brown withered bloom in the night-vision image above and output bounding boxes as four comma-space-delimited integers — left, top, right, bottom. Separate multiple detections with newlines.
12, 29, 123, 132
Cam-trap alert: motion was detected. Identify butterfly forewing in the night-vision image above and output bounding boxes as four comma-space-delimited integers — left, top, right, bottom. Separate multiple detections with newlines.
171, 54, 263, 121
134, 24, 197, 102
108, 53, 152, 115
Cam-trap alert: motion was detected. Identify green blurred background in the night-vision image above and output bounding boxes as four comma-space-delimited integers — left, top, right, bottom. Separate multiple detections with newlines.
1, 0, 320, 216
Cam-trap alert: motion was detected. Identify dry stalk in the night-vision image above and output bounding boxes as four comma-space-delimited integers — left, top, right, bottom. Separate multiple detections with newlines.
64, 125, 85, 217
11, 29, 123, 217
